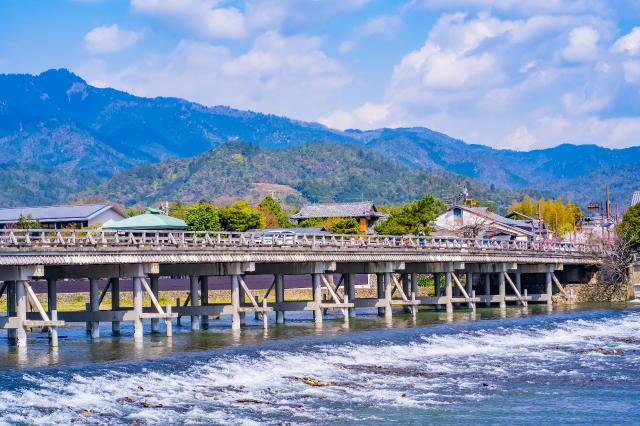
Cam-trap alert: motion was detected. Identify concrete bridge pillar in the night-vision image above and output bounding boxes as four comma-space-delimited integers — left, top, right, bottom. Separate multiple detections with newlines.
347, 273, 356, 318
7, 281, 16, 342
376, 273, 384, 316
312, 273, 322, 324
402, 274, 411, 313
200, 276, 209, 329
498, 272, 506, 309
132, 277, 143, 342
189, 275, 200, 331
384, 272, 393, 319
411, 273, 418, 298
275, 274, 285, 324
466, 273, 473, 310
150, 275, 160, 333
15, 280, 27, 349
546, 267, 553, 307
230, 275, 241, 330
484, 274, 491, 307
89, 278, 100, 339
445, 271, 453, 313
47, 278, 57, 318
111, 278, 121, 335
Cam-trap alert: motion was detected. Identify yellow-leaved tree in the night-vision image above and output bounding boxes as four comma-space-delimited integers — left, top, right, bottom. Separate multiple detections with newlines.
509, 196, 581, 236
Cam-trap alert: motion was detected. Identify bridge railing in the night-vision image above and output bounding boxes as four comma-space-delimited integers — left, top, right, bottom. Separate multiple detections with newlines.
0, 229, 602, 254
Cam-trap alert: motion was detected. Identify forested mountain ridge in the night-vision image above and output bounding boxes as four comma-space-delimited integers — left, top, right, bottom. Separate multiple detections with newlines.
1, 68, 638, 207
87, 141, 532, 209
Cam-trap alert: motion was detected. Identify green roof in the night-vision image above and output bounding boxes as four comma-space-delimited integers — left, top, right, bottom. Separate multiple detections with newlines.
103, 210, 188, 230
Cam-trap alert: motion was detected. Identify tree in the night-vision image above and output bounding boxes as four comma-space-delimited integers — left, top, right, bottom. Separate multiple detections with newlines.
169, 201, 188, 220
184, 203, 222, 231
298, 218, 323, 228
375, 194, 446, 235
617, 203, 640, 246
258, 196, 291, 228
510, 196, 581, 236
15, 214, 41, 229
329, 217, 360, 234
218, 201, 265, 231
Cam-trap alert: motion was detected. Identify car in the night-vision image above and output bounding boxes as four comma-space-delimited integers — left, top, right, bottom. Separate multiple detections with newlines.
253, 230, 296, 245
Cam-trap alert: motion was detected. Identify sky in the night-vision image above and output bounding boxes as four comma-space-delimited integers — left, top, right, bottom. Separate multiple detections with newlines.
1, 0, 640, 151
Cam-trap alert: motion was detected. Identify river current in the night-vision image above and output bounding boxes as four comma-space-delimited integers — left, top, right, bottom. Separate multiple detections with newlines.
0, 305, 639, 424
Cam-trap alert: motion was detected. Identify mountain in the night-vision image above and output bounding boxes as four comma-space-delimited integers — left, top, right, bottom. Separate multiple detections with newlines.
88, 141, 530, 209
1, 68, 639, 208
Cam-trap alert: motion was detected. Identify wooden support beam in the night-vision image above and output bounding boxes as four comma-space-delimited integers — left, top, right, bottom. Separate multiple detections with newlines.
23, 281, 50, 322
551, 273, 569, 298
97, 279, 111, 307
503, 272, 527, 307
451, 272, 475, 311
140, 277, 166, 314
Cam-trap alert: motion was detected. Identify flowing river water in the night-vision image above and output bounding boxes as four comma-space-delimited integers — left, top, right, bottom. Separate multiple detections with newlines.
0, 304, 639, 424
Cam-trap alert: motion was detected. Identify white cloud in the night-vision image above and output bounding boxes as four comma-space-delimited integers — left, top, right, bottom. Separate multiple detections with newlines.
84, 24, 142, 54
613, 27, 640, 55
419, 0, 608, 15
318, 10, 638, 150
82, 31, 348, 121
561, 26, 600, 62
621, 60, 640, 83
131, 0, 246, 39
319, 102, 392, 130
131, 0, 371, 39
358, 15, 401, 37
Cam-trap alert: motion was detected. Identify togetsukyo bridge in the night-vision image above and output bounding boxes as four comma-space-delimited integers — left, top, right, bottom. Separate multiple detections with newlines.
0, 229, 601, 348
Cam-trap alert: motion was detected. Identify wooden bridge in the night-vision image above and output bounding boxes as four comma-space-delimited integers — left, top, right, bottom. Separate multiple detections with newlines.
0, 229, 601, 348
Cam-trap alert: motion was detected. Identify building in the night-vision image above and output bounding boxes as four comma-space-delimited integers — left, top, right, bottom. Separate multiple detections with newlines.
435, 205, 549, 241
103, 208, 188, 230
0, 204, 126, 229
632, 191, 640, 207
291, 201, 387, 233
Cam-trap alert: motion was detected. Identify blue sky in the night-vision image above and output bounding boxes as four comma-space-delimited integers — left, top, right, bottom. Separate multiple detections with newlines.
2, 0, 640, 150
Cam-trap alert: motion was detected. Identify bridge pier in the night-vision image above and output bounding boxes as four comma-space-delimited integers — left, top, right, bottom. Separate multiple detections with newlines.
200, 276, 209, 329
111, 278, 121, 335
89, 278, 100, 339
275, 274, 285, 324
7, 281, 16, 342
150, 275, 160, 333
133, 277, 143, 342
189, 275, 200, 331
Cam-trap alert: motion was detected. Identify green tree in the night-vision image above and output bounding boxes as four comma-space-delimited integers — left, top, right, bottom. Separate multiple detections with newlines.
617, 203, 640, 246
218, 201, 265, 231
184, 203, 222, 231
169, 201, 188, 220
329, 217, 360, 234
375, 194, 446, 235
15, 214, 41, 229
298, 217, 323, 228
258, 196, 291, 228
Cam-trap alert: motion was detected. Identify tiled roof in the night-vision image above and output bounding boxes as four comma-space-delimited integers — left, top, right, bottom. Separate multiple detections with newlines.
0, 204, 114, 224
632, 191, 640, 206
291, 201, 385, 219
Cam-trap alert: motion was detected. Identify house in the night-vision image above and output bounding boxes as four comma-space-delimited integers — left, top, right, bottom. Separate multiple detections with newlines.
435, 205, 547, 241
102, 208, 188, 230
290, 201, 387, 233
0, 204, 126, 229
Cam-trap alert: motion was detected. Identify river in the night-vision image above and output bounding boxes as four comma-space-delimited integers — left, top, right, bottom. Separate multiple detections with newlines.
0, 305, 639, 424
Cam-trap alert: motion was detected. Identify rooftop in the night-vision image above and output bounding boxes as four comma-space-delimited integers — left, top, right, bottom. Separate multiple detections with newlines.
291, 201, 386, 220
0, 204, 116, 224
103, 209, 187, 230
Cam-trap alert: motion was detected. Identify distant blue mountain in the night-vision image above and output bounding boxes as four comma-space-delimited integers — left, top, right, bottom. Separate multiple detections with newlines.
0, 68, 638, 207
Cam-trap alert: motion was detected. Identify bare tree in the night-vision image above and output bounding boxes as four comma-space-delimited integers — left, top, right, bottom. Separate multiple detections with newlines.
585, 238, 635, 302
458, 217, 492, 238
